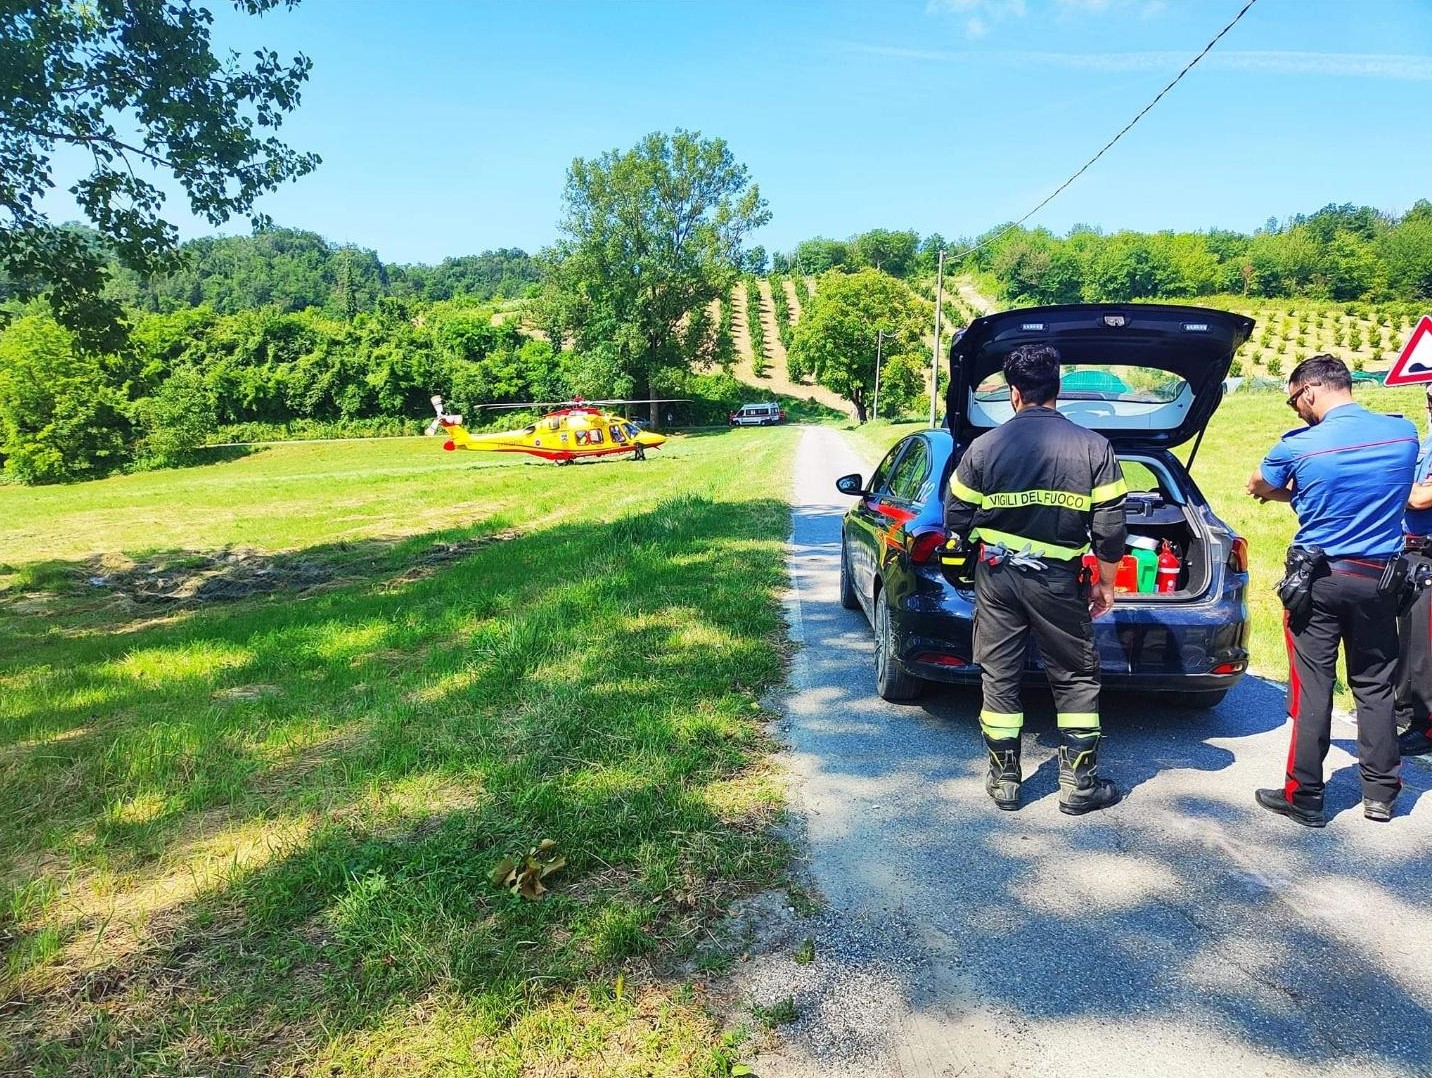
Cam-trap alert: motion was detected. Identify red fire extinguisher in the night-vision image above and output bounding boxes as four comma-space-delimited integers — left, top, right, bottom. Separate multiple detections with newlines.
1157, 540, 1181, 593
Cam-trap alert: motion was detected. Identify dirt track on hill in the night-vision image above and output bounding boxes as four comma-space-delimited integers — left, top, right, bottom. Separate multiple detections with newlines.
726, 283, 850, 415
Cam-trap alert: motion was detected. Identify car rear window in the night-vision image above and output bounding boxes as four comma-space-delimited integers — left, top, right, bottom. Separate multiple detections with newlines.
1121, 460, 1163, 493
974, 364, 1188, 404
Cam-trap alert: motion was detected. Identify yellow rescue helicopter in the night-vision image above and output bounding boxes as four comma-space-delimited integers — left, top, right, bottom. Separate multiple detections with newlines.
427, 396, 685, 463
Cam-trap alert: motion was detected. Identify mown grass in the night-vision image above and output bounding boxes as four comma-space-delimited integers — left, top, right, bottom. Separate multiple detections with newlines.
0, 428, 800, 1076
838, 387, 1432, 692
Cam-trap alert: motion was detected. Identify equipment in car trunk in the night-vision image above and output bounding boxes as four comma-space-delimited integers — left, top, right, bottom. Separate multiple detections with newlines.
1126, 534, 1159, 592
1157, 540, 1182, 594
1113, 554, 1140, 594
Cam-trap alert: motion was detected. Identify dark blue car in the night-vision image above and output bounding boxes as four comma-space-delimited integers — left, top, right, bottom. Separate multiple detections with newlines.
837, 303, 1255, 706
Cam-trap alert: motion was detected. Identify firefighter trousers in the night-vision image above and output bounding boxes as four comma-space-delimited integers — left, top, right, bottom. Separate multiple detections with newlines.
1394, 551, 1432, 736
973, 557, 1100, 737
1284, 566, 1401, 809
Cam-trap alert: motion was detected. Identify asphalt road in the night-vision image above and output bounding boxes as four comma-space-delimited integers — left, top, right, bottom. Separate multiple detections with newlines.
736, 425, 1432, 1078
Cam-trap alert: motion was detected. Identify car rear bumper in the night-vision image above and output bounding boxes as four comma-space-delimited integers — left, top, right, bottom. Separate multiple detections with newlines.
893, 587, 1249, 689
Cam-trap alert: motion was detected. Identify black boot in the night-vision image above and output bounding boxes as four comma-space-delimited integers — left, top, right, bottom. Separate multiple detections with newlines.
1058, 728, 1121, 816
984, 736, 1022, 810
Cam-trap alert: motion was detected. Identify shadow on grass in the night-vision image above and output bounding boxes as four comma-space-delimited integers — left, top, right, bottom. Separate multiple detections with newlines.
185, 444, 260, 466
0, 492, 792, 1074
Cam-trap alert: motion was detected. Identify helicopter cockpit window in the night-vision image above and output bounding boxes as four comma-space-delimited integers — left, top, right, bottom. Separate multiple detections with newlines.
610, 425, 627, 444
625, 423, 639, 438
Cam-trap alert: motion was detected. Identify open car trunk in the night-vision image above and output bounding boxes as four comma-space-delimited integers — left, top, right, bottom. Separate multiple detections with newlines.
1113, 452, 1215, 602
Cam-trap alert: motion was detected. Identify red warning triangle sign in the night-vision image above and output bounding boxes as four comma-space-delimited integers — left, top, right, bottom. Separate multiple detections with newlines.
1384, 315, 1432, 386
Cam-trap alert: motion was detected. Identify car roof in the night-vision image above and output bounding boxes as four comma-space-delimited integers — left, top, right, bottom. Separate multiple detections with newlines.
945, 303, 1254, 450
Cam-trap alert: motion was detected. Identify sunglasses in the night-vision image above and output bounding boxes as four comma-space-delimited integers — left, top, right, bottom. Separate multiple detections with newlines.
1285, 382, 1320, 410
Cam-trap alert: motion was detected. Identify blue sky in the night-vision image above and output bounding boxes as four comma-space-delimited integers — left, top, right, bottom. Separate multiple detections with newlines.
42, 0, 1432, 264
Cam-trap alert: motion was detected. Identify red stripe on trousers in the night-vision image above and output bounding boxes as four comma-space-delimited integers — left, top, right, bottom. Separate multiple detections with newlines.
1283, 608, 1302, 802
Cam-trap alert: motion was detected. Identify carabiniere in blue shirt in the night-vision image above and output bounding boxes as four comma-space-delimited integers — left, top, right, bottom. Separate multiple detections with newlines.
1407, 434, 1432, 538
1260, 402, 1419, 559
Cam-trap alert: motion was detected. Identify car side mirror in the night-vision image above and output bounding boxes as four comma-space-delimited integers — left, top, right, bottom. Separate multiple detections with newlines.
835, 473, 865, 496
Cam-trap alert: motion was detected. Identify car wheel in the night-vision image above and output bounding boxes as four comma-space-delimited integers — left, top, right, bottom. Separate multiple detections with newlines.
874, 594, 922, 702
1167, 689, 1228, 709
839, 541, 861, 611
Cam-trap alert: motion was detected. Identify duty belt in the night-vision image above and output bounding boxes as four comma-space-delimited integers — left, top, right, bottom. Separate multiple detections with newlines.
1406, 535, 1432, 555
1327, 556, 1389, 580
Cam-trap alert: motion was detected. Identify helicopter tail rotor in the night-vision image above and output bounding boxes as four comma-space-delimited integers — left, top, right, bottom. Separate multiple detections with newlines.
426, 395, 463, 435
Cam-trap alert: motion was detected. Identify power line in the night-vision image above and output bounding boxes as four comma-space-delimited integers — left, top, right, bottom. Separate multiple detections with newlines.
951, 0, 1260, 263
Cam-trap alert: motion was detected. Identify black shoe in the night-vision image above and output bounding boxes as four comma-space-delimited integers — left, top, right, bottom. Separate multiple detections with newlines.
1255, 787, 1325, 828
1397, 727, 1432, 757
1363, 798, 1395, 822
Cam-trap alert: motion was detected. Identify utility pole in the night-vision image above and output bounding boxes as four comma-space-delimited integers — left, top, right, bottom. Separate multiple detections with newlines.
929, 248, 946, 428
873, 329, 889, 423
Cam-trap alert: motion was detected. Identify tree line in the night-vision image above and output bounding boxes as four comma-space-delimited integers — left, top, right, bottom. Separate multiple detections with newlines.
102, 229, 541, 316
773, 203, 1432, 308
0, 288, 793, 484
966, 203, 1432, 306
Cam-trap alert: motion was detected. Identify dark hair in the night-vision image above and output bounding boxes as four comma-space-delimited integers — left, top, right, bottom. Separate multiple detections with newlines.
1004, 344, 1061, 405
1288, 354, 1351, 393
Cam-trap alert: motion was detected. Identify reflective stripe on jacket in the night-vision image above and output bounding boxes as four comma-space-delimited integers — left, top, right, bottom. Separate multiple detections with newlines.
945, 407, 1127, 562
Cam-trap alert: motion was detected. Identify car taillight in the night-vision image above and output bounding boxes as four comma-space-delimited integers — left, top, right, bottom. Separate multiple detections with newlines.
913, 651, 967, 667
1226, 537, 1248, 573
907, 528, 946, 565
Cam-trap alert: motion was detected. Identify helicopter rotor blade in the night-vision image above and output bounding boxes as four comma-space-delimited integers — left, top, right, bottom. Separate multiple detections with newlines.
582, 398, 693, 406
470, 396, 693, 413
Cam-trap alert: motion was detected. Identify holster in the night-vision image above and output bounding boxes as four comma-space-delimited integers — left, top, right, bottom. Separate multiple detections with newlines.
1377, 554, 1409, 605
1395, 554, 1432, 616
1276, 544, 1325, 623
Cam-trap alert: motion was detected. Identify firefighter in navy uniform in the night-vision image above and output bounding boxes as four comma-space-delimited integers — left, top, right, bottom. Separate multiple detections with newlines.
1395, 384, 1432, 756
1247, 355, 1419, 825
945, 344, 1127, 814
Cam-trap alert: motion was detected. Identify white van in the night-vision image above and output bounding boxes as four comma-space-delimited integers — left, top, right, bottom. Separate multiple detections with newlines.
728, 403, 787, 427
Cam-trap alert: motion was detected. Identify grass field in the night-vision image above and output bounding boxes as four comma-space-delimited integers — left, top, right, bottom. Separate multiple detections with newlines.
840, 386, 1432, 697
0, 429, 801, 1076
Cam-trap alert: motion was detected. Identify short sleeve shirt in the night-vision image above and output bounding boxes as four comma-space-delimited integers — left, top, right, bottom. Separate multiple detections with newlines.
1407, 435, 1432, 537
1260, 402, 1419, 558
